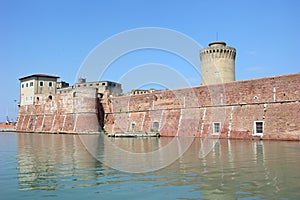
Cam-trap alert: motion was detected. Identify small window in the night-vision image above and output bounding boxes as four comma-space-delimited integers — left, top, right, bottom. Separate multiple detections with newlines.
130, 122, 136, 132
30, 82, 33, 87
254, 121, 264, 135
152, 122, 159, 132
22, 84, 24, 88
26, 83, 28, 87
89, 84, 93, 86
48, 95, 52, 100
39, 81, 44, 87
48, 82, 53, 87
102, 83, 106, 86
213, 122, 221, 134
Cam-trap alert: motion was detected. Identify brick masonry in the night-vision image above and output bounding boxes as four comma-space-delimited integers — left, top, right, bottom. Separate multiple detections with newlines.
16, 73, 300, 140
16, 87, 100, 134
102, 73, 300, 140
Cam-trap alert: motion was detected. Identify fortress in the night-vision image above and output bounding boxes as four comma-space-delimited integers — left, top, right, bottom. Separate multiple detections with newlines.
16, 42, 300, 140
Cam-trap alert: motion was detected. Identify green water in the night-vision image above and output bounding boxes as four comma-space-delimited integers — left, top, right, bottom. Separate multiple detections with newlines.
0, 132, 299, 199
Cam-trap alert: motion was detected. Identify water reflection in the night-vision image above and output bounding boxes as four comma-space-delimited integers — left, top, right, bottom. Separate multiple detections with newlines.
16, 134, 300, 199
17, 133, 101, 190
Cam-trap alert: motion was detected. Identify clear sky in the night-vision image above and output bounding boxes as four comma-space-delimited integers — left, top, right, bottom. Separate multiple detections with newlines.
1, 0, 299, 122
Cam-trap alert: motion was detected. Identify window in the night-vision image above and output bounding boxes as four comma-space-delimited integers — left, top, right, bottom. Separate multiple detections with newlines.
213, 122, 221, 134
30, 82, 33, 87
152, 122, 159, 132
22, 84, 24, 88
48, 82, 53, 87
130, 122, 136, 132
39, 81, 44, 87
254, 121, 264, 135
26, 83, 28, 87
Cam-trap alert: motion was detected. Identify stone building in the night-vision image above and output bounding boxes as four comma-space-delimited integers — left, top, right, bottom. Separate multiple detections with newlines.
73, 78, 122, 96
19, 74, 60, 106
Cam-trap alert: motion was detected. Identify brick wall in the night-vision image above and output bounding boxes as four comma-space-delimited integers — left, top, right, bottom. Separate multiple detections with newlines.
16, 87, 100, 134
103, 73, 300, 140
16, 73, 299, 140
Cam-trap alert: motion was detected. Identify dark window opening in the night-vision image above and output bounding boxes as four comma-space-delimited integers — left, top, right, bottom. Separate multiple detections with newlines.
213, 122, 221, 134
48, 95, 52, 100
255, 121, 264, 134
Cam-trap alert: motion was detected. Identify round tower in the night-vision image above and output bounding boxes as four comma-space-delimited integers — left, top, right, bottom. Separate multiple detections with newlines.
200, 41, 236, 85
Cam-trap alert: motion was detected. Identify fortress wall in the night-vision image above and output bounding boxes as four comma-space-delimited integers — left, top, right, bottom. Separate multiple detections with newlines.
16, 87, 100, 134
103, 73, 300, 140
16, 73, 299, 140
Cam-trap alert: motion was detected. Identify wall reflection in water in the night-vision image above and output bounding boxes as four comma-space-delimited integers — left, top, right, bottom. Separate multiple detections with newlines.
164, 139, 300, 199
17, 134, 300, 199
17, 133, 101, 190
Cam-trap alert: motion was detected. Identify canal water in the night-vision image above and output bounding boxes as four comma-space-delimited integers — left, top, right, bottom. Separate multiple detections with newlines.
0, 132, 299, 200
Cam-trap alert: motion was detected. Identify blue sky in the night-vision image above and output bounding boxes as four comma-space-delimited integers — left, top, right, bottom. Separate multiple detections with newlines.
0, 0, 299, 122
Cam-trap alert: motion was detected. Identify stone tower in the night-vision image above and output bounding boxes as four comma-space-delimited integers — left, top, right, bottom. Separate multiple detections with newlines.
200, 41, 236, 85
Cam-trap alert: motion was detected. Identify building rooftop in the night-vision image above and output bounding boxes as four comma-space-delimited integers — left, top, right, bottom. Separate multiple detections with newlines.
19, 74, 60, 81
